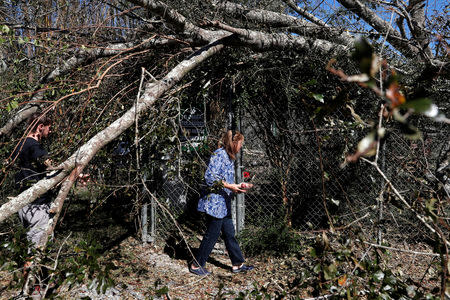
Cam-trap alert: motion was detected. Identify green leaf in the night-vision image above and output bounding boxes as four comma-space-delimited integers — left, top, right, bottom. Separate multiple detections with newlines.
372, 270, 385, 282
304, 79, 317, 86
10, 100, 18, 110
425, 105, 441, 119
400, 98, 432, 113
323, 263, 337, 280
425, 198, 437, 214
1, 25, 10, 34
313, 263, 321, 273
155, 286, 169, 296
312, 93, 324, 103
384, 275, 397, 285
6, 100, 18, 112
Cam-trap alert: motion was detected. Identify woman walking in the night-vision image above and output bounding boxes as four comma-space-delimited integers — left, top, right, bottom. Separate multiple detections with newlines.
189, 130, 254, 276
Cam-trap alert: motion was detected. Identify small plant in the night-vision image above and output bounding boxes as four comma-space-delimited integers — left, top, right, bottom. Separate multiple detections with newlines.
239, 221, 304, 257
0, 226, 30, 286
58, 235, 114, 294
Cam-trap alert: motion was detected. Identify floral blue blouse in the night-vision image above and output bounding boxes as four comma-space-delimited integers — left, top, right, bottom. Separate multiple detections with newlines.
197, 147, 235, 218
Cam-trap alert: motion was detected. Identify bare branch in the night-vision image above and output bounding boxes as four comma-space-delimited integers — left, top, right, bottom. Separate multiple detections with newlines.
361, 157, 450, 248
282, 0, 330, 28
37, 165, 84, 249
0, 36, 179, 136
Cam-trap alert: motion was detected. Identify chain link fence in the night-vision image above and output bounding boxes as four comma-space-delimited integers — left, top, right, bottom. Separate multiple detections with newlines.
142, 99, 449, 251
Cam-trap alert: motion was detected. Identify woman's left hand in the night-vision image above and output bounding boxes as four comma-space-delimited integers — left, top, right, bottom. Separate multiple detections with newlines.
223, 182, 247, 194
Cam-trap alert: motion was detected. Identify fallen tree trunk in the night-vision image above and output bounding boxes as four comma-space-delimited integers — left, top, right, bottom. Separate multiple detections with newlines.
0, 38, 226, 223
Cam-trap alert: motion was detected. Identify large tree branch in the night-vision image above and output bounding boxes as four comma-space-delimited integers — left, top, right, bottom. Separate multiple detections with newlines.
0, 170, 69, 223
211, 0, 354, 47
209, 20, 348, 54
337, 0, 420, 58
0, 36, 179, 136
130, 0, 349, 56
0, 38, 226, 223
407, 0, 432, 57
37, 165, 84, 249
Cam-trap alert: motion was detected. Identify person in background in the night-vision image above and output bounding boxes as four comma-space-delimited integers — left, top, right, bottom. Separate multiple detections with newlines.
13, 112, 54, 249
12, 112, 55, 297
189, 130, 254, 276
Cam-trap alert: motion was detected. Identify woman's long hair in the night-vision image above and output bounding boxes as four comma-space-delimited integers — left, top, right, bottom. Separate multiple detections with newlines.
219, 130, 244, 160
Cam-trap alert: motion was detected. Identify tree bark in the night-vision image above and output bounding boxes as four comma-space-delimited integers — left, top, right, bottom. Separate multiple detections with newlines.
407, 0, 432, 57
209, 20, 348, 54
212, 0, 354, 47
37, 165, 84, 249
337, 0, 420, 58
128, 0, 229, 43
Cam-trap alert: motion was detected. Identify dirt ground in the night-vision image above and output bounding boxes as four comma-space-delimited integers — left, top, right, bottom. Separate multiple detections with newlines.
62, 237, 442, 299
0, 236, 308, 299
0, 234, 441, 299
67, 236, 310, 299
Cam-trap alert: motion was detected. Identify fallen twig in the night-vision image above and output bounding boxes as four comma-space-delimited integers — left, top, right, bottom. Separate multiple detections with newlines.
356, 240, 440, 257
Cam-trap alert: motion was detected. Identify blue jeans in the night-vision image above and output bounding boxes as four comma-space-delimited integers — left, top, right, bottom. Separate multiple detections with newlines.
194, 215, 245, 268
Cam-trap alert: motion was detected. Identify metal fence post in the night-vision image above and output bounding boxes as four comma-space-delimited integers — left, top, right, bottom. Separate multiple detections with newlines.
236, 152, 244, 234
150, 196, 156, 241
377, 139, 386, 245
142, 203, 148, 245
141, 175, 155, 244
141, 197, 156, 243
235, 105, 245, 234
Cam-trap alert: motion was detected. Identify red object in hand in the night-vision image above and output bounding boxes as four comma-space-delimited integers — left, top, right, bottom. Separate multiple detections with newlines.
240, 182, 253, 189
